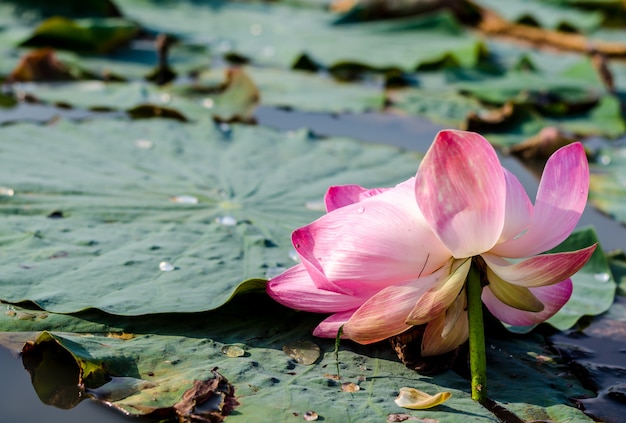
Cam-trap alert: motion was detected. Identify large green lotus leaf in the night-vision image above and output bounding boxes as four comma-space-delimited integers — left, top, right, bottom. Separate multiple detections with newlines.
0, 119, 425, 314
119, 1, 485, 71
589, 144, 626, 225
22, 65, 384, 115
390, 61, 624, 148
16, 80, 209, 119
2, 293, 594, 422
472, 0, 604, 32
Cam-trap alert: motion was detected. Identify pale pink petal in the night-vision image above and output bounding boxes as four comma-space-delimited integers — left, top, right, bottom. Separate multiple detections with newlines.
295, 179, 451, 297
324, 184, 390, 212
498, 169, 533, 243
313, 310, 356, 338
421, 302, 469, 356
342, 285, 424, 344
482, 244, 596, 288
415, 130, 506, 258
266, 264, 367, 313
491, 143, 589, 258
482, 279, 573, 327
406, 259, 470, 325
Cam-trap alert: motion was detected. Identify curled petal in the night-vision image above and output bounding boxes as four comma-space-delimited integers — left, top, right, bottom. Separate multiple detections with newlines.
394, 387, 451, 410
482, 279, 573, 327
421, 300, 469, 356
324, 184, 389, 212
295, 180, 451, 297
406, 259, 470, 325
482, 244, 596, 288
486, 268, 544, 312
313, 310, 355, 338
491, 143, 589, 258
266, 264, 367, 313
343, 285, 427, 344
415, 130, 506, 258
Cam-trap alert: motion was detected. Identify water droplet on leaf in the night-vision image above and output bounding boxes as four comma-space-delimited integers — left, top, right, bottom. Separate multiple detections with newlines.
159, 261, 175, 271
249, 23, 262, 36
594, 272, 610, 283
215, 215, 237, 226
170, 195, 199, 204
134, 139, 153, 149
288, 249, 300, 262
305, 201, 325, 211
221, 345, 245, 357
0, 187, 15, 196
283, 340, 320, 365
202, 98, 214, 108
265, 266, 286, 279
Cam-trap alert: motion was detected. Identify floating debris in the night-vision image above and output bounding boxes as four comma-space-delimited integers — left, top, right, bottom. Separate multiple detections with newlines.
341, 382, 360, 392
303, 411, 318, 421
283, 340, 320, 365
221, 345, 245, 358
170, 195, 199, 204
159, 261, 175, 272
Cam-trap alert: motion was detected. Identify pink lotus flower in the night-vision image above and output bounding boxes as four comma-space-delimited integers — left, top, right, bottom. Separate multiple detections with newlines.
267, 130, 596, 356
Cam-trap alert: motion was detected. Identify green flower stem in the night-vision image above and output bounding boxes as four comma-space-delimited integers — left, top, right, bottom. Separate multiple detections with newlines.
467, 263, 487, 402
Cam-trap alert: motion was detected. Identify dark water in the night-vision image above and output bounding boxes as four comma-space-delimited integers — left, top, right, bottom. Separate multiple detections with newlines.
0, 105, 624, 422
0, 346, 131, 423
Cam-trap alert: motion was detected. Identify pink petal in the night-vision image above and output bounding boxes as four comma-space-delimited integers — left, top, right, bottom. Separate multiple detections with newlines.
498, 169, 533, 243
482, 244, 596, 288
415, 130, 506, 258
406, 258, 470, 325
313, 310, 356, 338
482, 279, 573, 327
325, 184, 390, 212
491, 143, 589, 258
266, 264, 367, 313
295, 179, 451, 297
342, 285, 424, 344
421, 301, 469, 356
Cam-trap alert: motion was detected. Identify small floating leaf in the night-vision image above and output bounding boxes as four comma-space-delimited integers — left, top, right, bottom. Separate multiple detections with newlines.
394, 387, 451, 410
282, 340, 320, 365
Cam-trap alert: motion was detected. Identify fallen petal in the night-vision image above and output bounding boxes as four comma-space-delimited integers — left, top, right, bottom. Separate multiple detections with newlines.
394, 387, 451, 409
